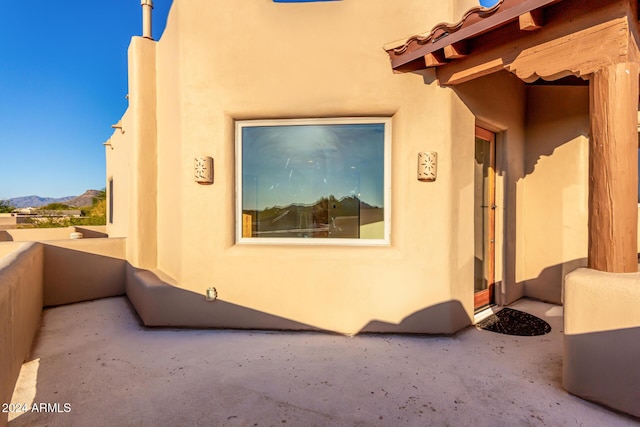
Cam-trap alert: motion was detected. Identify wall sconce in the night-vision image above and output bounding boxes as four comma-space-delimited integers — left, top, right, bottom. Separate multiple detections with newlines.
195, 156, 214, 184
418, 151, 437, 182
206, 287, 218, 301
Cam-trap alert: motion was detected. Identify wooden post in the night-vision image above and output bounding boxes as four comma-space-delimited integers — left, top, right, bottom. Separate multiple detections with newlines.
588, 62, 638, 272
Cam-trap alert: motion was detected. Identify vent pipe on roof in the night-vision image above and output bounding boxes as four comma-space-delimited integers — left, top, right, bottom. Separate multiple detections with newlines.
141, 0, 154, 40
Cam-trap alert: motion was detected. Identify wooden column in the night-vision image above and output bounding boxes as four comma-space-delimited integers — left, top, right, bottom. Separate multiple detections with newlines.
588, 62, 639, 272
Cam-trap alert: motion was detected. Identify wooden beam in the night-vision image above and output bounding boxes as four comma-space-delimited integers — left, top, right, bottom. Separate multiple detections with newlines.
393, 57, 429, 74
507, 18, 630, 82
444, 41, 469, 59
437, 58, 505, 85
425, 50, 447, 67
588, 62, 639, 272
437, 7, 632, 85
519, 10, 544, 31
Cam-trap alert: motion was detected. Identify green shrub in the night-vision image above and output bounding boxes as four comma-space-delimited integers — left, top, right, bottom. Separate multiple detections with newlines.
0, 200, 15, 213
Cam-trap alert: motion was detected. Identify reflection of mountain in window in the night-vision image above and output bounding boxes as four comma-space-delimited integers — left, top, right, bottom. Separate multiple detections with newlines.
236, 118, 390, 244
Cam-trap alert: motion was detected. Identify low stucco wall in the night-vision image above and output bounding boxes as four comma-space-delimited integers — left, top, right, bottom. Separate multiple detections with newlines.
43, 238, 126, 306
563, 268, 640, 417
73, 226, 108, 238
125, 264, 471, 334
1, 227, 83, 242
0, 242, 23, 260
0, 215, 16, 230
126, 265, 319, 330
0, 237, 126, 426
0, 243, 43, 427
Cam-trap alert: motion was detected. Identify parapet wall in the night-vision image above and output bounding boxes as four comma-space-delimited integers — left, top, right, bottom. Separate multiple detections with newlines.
0, 226, 107, 242
0, 242, 23, 260
0, 237, 126, 427
0, 243, 43, 427
42, 238, 126, 306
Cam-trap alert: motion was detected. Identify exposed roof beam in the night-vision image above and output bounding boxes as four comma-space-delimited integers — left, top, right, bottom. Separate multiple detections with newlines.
444, 41, 469, 59
425, 51, 447, 67
519, 9, 545, 31
437, 15, 631, 85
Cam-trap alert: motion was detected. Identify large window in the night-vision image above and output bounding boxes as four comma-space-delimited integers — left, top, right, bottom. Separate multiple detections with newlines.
236, 118, 391, 245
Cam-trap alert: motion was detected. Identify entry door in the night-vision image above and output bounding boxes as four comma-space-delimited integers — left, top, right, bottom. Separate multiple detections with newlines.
474, 127, 495, 310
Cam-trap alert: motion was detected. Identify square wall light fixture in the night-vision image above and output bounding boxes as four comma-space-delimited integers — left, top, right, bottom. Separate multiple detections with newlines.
195, 156, 214, 184
418, 151, 437, 182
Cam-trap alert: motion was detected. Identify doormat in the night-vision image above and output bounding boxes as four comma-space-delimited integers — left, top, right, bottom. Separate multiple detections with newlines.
476, 308, 551, 336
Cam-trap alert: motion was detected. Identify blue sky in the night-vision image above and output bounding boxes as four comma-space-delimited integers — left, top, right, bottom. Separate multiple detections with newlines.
0, 1, 172, 200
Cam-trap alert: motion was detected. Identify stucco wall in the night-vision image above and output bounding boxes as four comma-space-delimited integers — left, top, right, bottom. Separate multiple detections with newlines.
0, 242, 22, 260
0, 227, 107, 243
0, 243, 43, 427
0, 238, 126, 425
564, 268, 640, 417
523, 86, 589, 304
455, 0, 488, 17
155, 4, 183, 281
105, 110, 132, 239
0, 214, 16, 230
116, 0, 486, 334
0, 227, 78, 242
111, 0, 634, 334
42, 238, 126, 306
127, 38, 158, 270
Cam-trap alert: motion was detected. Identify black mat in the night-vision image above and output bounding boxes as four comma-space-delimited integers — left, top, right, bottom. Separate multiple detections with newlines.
476, 308, 551, 336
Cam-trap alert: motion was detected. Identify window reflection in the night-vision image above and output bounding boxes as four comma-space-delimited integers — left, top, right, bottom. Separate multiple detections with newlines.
238, 120, 388, 241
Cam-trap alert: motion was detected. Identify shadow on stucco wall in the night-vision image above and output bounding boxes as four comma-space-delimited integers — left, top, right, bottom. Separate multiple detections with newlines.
126, 265, 321, 331
73, 227, 108, 239
359, 301, 471, 335
564, 326, 640, 418
523, 258, 587, 304
42, 244, 126, 307
126, 265, 472, 335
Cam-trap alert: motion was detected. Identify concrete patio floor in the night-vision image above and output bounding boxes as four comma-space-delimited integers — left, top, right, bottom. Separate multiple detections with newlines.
8, 297, 640, 426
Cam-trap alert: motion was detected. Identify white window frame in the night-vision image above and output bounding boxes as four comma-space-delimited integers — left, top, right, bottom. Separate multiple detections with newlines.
235, 117, 391, 246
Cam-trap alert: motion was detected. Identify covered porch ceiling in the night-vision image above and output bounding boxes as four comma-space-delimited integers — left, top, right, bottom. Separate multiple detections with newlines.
385, 0, 640, 86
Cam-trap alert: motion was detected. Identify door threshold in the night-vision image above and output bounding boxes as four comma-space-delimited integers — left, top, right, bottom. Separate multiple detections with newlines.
474, 305, 500, 324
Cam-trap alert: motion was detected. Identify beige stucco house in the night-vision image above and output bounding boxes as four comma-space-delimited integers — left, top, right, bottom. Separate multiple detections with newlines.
3, 0, 637, 421
105, 0, 636, 322
102, 1, 640, 415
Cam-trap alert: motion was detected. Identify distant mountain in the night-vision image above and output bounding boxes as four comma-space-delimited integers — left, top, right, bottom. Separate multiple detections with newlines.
65, 190, 103, 208
6, 189, 102, 208
7, 195, 76, 209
